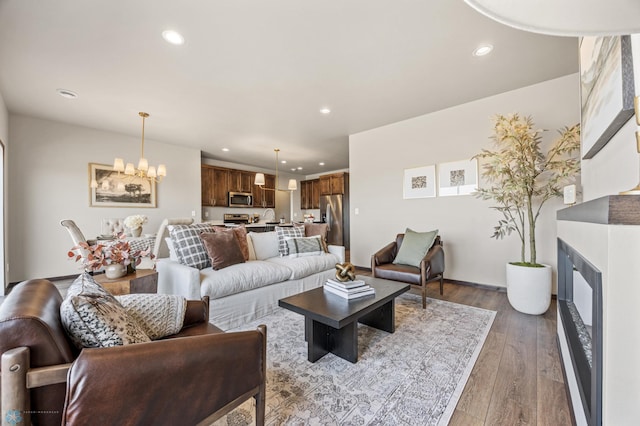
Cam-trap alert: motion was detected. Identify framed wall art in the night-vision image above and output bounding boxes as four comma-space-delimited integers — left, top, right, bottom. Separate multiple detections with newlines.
580, 35, 635, 159
89, 163, 156, 208
438, 159, 478, 196
403, 165, 436, 199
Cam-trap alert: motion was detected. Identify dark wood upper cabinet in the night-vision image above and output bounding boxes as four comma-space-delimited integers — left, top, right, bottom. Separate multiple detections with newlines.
201, 165, 230, 207
252, 173, 275, 208
300, 179, 320, 209
201, 165, 215, 206
212, 167, 229, 207
319, 173, 346, 195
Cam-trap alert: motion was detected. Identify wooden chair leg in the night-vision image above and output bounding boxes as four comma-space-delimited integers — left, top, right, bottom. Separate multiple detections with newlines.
2, 347, 31, 426
422, 285, 427, 309
439, 275, 444, 295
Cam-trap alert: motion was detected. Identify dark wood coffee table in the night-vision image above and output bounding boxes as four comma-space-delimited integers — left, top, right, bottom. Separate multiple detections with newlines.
278, 276, 410, 363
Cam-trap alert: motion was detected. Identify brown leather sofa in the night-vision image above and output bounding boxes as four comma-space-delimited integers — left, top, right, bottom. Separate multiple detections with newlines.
371, 234, 444, 309
0, 279, 266, 426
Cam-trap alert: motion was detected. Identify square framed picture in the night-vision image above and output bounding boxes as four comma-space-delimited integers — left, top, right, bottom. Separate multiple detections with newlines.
438, 159, 478, 196
403, 165, 436, 199
89, 163, 157, 208
580, 35, 635, 159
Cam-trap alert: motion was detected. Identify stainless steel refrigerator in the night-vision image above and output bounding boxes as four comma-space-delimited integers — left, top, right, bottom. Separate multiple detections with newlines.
320, 192, 349, 249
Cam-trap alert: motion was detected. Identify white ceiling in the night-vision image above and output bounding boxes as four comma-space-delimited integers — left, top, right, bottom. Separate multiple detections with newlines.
0, 0, 578, 175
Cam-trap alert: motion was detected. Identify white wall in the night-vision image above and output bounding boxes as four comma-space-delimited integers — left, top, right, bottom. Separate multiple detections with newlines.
349, 74, 579, 289
201, 157, 303, 223
8, 114, 201, 282
0, 91, 7, 294
0, 91, 7, 143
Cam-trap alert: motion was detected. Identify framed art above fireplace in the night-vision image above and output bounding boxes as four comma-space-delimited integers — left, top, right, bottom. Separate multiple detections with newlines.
579, 35, 635, 159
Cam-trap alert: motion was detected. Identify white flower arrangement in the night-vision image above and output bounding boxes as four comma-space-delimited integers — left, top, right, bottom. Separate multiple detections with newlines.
124, 214, 148, 229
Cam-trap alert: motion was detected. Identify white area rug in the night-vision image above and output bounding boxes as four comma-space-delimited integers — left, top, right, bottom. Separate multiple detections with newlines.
218, 293, 495, 426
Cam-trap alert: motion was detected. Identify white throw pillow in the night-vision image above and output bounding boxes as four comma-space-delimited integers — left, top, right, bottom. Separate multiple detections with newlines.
249, 231, 279, 260
165, 237, 179, 261
116, 294, 187, 340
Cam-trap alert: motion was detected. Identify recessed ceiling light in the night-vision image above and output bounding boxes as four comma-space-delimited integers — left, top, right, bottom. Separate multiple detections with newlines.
281, 160, 287, 164
473, 44, 493, 57
162, 30, 185, 45
319, 162, 325, 166
297, 167, 303, 170
222, 148, 229, 152
320, 108, 331, 114
56, 88, 78, 99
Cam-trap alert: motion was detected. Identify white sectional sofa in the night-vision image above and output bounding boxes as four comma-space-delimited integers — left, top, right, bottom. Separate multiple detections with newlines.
156, 226, 344, 330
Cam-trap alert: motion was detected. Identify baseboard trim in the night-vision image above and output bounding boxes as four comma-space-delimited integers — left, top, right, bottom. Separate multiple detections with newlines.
7, 273, 92, 291
440, 278, 507, 293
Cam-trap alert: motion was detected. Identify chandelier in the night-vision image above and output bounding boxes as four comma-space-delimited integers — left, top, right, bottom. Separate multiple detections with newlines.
254, 149, 297, 192
113, 112, 166, 183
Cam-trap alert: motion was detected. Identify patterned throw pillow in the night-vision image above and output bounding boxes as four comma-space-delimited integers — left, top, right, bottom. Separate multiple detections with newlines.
168, 223, 216, 269
275, 224, 305, 256
60, 274, 150, 349
116, 294, 187, 340
286, 236, 325, 258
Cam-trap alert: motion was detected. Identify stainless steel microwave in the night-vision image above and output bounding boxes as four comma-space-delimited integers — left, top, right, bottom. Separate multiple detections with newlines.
228, 192, 253, 207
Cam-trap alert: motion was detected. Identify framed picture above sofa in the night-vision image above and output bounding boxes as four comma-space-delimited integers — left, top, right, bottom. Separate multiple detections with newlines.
89, 163, 157, 208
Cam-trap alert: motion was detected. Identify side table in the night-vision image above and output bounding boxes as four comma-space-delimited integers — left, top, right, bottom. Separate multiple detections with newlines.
94, 269, 158, 296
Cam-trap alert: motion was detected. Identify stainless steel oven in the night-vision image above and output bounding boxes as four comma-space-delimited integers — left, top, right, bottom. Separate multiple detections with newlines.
228, 192, 253, 207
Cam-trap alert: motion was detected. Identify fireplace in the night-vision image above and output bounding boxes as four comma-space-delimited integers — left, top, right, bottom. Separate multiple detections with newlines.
557, 238, 602, 425
557, 194, 640, 425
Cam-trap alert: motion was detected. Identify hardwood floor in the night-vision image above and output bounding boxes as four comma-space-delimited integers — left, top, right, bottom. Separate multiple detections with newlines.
359, 271, 573, 425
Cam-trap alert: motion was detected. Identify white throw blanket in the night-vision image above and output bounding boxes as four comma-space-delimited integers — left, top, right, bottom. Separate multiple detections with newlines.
116, 294, 187, 340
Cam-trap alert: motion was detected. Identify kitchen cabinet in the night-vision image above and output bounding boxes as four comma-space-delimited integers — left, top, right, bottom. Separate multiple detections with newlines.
253, 173, 275, 208
229, 170, 254, 193
202, 165, 229, 207
319, 173, 347, 195
201, 165, 215, 206
300, 179, 320, 209
212, 167, 230, 206
310, 179, 320, 208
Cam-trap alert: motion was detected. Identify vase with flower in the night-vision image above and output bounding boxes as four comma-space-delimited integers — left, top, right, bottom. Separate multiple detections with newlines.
68, 233, 155, 279
124, 214, 148, 237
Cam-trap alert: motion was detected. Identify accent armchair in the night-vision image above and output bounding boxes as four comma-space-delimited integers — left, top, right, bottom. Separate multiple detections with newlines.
371, 234, 445, 309
0, 279, 266, 425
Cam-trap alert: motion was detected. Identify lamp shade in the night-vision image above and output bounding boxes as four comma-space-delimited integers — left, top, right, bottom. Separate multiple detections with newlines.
147, 166, 157, 178
288, 179, 297, 191
124, 163, 135, 176
113, 158, 125, 172
157, 164, 167, 177
137, 157, 149, 172
90, 179, 98, 189
464, 0, 640, 36
254, 173, 266, 186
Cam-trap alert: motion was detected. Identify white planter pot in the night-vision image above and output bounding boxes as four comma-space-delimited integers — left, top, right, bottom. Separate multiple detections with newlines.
105, 263, 127, 279
506, 263, 552, 315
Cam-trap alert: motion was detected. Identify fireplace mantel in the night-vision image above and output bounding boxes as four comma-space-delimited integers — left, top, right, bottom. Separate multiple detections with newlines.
557, 194, 640, 425
558, 194, 640, 225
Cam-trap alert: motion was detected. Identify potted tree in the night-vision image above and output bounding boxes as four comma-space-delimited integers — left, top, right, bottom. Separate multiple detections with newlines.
474, 113, 580, 314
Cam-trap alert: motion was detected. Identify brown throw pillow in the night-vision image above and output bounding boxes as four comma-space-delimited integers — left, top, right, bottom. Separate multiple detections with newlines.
200, 232, 245, 270
214, 226, 250, 261
304, 223, 329, 252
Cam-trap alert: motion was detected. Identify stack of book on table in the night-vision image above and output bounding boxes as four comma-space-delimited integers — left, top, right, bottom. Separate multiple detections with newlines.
324, 278, 375, 299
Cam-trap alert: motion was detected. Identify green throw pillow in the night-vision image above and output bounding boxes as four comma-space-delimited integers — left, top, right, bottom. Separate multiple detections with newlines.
392, 228, 438, 268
